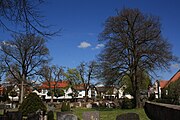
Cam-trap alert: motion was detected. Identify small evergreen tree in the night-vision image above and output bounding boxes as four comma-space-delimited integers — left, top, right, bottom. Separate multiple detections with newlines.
66, 102, 70, 111
19, 93, 47, 115
61, 102, 70, 112
47, 111, 54, 120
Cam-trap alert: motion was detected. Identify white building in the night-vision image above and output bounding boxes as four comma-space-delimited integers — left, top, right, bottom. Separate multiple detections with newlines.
34, 81, 97, 101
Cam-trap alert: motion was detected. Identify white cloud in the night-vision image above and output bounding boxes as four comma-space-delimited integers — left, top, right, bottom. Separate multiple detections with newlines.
78, 41, 91, 48
94, 44, 105, 49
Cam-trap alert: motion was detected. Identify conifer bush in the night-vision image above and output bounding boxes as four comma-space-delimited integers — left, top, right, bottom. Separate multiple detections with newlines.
19, 93, 47, 115
47, 110, 54, 120
61, 102, 70, 112
121, 98, 135, 109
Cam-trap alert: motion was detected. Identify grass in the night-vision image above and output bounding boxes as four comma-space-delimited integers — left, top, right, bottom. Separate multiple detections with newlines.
72, 107, 150, 120
0, 107, 149, 120
0, 108, 19, 115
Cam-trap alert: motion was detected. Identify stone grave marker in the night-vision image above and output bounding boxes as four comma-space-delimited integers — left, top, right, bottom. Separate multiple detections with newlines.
116, 113, 140, 120
27, 112, 40, 120
56, 112, 77, 120
86, 103, 92, 108
82, 111, 99, 120
7, 111, 22, 120
0, 115, 8, 120
48, 103, 55, 111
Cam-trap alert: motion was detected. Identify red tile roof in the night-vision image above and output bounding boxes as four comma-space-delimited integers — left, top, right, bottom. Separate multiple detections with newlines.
165, 70, 180, 87
40, 81, 69, 89
159, 80, 168, 88
159, 70, 180, 88
40, 81, 86, 90
73, 84, 85, 90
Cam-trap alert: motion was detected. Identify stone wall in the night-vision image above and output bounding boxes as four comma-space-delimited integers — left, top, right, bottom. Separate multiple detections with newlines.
144, 101, 180, 120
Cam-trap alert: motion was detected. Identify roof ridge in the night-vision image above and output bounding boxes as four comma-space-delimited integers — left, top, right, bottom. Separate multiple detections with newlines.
165, 70, 180, 87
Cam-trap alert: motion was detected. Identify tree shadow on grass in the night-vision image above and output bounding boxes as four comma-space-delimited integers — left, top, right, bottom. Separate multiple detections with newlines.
92, 107, 118, 111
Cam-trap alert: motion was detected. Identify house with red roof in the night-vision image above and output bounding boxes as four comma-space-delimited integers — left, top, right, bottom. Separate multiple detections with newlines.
154, 70, 180, 98
40, 81, 69, 89
33, 81, 97, 102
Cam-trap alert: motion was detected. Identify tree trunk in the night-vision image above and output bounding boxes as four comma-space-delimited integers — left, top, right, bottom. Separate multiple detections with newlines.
20, 80, 24, 104
134, 75, 141, 108
134, 87, 141, 108
85, 89, 89, 102
132, 72, 141, 108
51, 92, 54, 103
12, 96, 13, 108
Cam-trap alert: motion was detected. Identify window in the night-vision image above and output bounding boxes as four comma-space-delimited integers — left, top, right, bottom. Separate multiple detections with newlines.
165, 90, 168, 95
42, 89, 46, 94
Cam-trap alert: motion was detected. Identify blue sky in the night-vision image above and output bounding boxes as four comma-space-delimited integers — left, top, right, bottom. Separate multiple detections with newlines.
1, 0, 180, 81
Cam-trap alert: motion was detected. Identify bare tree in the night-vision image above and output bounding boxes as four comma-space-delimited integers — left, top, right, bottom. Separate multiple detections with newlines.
77, 61, 97, 102
39, 65, 65, 103
0, 34, 49, 103
0, 0, 60, 36
0, 62, 6, 81
98, 8, 178, 108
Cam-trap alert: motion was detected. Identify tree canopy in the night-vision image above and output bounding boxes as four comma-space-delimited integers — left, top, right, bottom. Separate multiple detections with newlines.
65, 68, 81, 86
120, 71, 151, 95
0, 34, 49, 103
73, 61, 98, 101
0, 0, 59, 36
39, 65, 65, 103
98, 8, 178, 107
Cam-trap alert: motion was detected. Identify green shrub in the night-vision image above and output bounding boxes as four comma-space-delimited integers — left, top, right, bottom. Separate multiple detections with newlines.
0, 93, 9, 102
121, 98, 135, 109
47, 90, 52, 96
61, 102, 70, 112
66, 102, 70, 111
96, 94, 103, 101
61, 102, 66, 112
160, 80, 180, 105
155, 97, 180, 105
54, 89, 65, 98
47, 110, 54, 120
9, 91, 18, 97
148, 93, 155, 101
19, 93, 47, 115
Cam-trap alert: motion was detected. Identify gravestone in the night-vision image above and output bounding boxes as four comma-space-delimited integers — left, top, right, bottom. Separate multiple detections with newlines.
27, 110, 46, 120
0, 104, 5, 109
82, 111, 99, 120
0, 115, 8, 120
27, 112, 40, 120
7, 111, 22, 120
48, 103, 55, 111
78, 102, 81, 107
86, 103, 92, 108
116, 113, 140, 120
56, 112, 77, 120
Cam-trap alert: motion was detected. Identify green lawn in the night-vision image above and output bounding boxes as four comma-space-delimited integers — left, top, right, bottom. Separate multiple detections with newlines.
72, 107, 149, 120
1, 107, 149, 120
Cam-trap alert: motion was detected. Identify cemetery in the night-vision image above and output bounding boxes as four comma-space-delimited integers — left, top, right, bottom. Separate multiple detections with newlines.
0, 0, 179, 120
